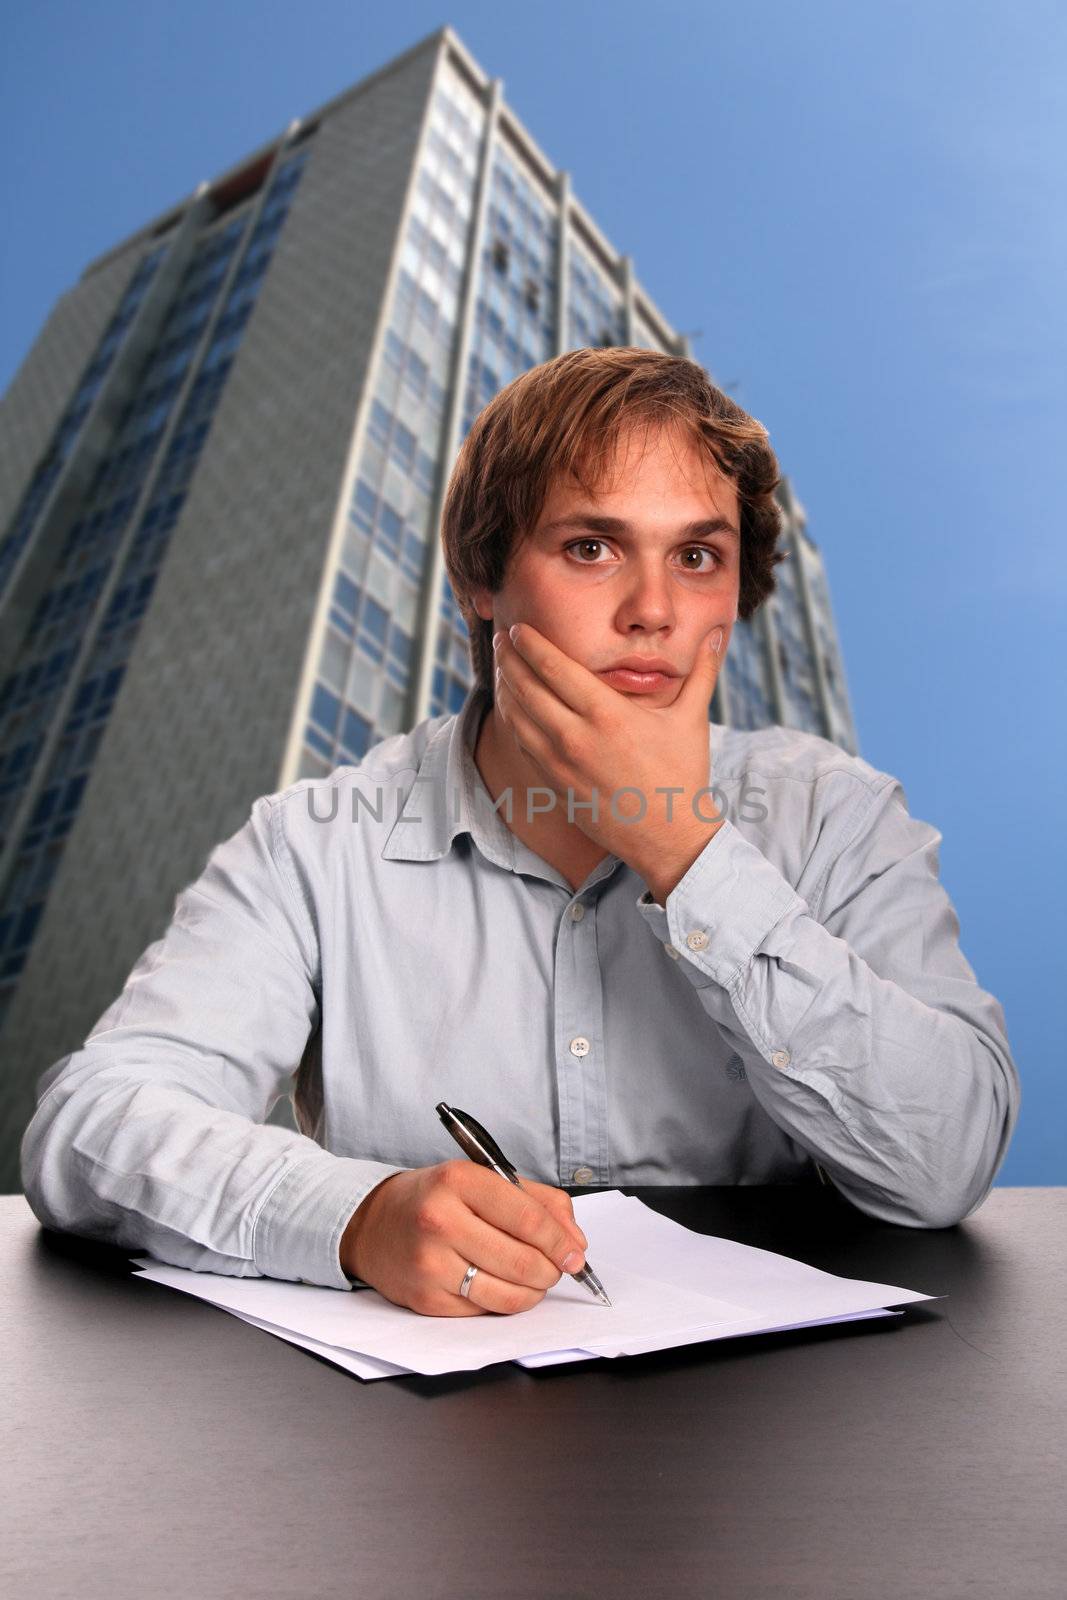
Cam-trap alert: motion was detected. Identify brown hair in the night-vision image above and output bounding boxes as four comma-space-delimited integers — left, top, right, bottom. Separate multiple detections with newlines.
441, 345, 787, 700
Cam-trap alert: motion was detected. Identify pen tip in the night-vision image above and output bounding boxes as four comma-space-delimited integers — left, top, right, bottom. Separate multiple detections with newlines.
600, 1292, 613, 1307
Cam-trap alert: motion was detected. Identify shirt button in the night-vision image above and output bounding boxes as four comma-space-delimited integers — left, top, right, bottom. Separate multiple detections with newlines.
686, 930, 709, 951
572, 1166, 595, 1184
570, 902, 585, 921
771, 1049, 791, 1069
569, 1036, 590, 1058
662, 942, 680, 960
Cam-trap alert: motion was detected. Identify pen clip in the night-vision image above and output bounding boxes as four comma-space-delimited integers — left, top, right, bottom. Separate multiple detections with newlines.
436, 1103, 519, 1179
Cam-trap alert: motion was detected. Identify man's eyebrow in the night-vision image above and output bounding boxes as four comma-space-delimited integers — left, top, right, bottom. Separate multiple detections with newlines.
539, 513, 740, 542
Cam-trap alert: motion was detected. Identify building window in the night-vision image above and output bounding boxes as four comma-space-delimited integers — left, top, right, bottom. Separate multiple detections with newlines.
377, 501, 402, 556
341, 706, 372, 759
311, 683, 341, 738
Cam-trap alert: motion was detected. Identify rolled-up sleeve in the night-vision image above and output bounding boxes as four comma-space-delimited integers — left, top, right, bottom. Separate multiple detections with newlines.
636, 772, 1020, 1227
20, 794, 402, 1288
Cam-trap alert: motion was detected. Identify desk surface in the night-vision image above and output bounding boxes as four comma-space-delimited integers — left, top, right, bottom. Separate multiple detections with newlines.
3, 1185, 1064, 1600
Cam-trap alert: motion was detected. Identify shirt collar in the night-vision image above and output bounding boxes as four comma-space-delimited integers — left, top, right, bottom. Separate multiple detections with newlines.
381, 684, 517, 870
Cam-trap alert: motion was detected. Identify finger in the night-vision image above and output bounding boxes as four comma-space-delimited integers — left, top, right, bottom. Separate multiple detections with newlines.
449, 1205, 568, 1292
676, 623, 725, 718
455, 1165, 587, 1274
500, 624, 602, 718
494, 640, 583, 750
519, 1178, 588, 1251
494, 674, 560, 778
445, 1250, 549, 1317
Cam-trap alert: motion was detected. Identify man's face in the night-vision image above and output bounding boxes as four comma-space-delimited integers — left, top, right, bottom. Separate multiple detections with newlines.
473, 421, 741, 703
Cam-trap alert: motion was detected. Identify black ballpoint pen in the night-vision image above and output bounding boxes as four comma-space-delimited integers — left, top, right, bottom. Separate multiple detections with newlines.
435, 1102, 612, 1307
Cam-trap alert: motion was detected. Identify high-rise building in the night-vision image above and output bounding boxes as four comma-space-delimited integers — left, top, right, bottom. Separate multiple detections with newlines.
0, 26, 856, 1179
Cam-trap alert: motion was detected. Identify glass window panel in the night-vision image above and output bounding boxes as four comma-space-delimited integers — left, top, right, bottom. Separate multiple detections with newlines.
395, 578, 419, 633
360, 439, 386, 490
383, 461, 410, 510
366, 549, 397, 610
341, 706, 372, 759
362, 597, 389, 642
334, 572, 359, 616
341, 526, 369, 582
305, 726, 334, 760
408, 320, 435, 368
388, 624, 413, 666
346, 652, 378, 715
320, 628, 349, 693
422, 263, 444, 303
404, 349, 428, 397
356, 634, 383, 665
400, 238, 421, 276
407, 485, 431, 534
379, 678, 405, 732
368, 400, 391, 446
311, 683, 341, 735
375, 362, 401, 411
378, 501, 403, 553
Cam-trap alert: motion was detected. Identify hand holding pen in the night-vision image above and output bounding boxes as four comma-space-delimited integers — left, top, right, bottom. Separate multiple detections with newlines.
436, 1103, 612, 1307
338, 1119, 607, 1316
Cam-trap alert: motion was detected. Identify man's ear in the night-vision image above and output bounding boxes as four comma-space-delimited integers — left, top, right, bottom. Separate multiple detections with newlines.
471, 585, 494, 623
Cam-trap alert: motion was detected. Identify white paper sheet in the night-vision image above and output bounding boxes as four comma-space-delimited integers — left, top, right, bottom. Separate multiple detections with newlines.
131, 1253, 752, 1376
562, 1192, 933, 1357
130, 1189, 934, 1379
515, 1308, 904, 1365
163, 1294, 897, 1381
222, 1309, 410, 1379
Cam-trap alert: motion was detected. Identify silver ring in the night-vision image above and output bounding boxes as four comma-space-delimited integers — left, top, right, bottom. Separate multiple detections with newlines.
458, 1263, 479, 1299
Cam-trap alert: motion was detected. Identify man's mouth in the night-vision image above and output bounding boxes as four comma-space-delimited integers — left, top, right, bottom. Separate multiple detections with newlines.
596, 660, 679, 692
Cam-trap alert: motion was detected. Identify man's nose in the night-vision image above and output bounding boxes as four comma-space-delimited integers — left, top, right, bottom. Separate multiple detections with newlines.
615, 564, 676, 631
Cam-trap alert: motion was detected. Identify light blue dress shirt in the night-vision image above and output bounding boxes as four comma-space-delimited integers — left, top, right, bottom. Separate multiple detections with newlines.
21, 685, 1019, 1290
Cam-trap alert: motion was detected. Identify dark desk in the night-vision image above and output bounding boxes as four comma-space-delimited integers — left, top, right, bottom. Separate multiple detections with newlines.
3, 1186, 1064, 1599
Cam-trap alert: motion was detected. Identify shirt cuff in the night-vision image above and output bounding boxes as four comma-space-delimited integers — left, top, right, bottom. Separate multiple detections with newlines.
635, 816, 806, 990
252, 1151, 405, 1290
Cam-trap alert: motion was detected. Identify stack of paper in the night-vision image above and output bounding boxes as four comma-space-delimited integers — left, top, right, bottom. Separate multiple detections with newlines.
130, 1190, 935, 1380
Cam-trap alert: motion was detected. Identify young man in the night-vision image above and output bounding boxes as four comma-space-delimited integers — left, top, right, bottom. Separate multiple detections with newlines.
20, 349, 1020, 1319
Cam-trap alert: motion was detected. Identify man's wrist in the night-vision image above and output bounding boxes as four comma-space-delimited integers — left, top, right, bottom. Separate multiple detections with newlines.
638, 816, 725, 907
339, 1171, 405, 1283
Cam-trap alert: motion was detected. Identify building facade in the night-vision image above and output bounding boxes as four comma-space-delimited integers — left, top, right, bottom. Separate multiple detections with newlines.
0, 27, 856, 1180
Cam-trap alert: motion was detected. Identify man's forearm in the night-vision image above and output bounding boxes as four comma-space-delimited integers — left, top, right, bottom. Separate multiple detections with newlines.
635, 797, 1020, 1228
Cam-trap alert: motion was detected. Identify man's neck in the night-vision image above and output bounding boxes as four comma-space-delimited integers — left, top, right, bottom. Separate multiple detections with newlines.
471, 701, 610, 890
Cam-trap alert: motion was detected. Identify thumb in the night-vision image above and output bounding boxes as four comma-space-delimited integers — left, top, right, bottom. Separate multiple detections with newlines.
678, 624, 725, 714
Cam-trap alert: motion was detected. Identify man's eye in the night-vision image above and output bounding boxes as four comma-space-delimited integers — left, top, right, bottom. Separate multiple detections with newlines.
566, 539, 610, 563
678, 546, 721, 572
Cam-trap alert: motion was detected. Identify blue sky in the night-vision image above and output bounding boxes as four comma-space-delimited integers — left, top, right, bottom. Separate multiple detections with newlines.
2, 2, 1063, 1181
